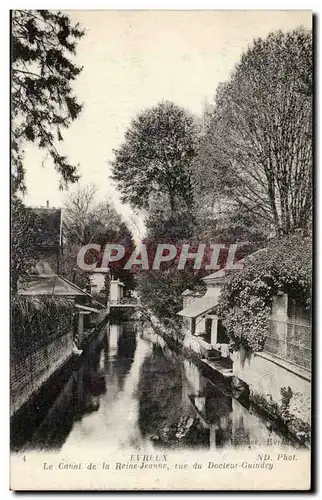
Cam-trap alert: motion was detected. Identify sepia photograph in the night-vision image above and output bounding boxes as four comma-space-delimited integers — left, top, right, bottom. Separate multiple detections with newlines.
10, 9, 313, 491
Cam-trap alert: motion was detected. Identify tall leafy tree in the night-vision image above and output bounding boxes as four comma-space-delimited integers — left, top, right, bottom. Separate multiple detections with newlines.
111, 100, 198, 214
192, 28, 312, 236
11, 10, 84, 193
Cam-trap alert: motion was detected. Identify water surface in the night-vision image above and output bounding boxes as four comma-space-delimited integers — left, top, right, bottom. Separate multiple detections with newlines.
23, 321, 295, 451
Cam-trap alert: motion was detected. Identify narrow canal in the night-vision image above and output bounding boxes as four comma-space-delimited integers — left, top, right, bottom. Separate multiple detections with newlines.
16, 320, 296, 452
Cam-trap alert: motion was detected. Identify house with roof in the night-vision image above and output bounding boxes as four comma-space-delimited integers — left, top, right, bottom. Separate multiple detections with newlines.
18, 203, 107, 344
18, 273, 106, 346
178, 268, 231, 361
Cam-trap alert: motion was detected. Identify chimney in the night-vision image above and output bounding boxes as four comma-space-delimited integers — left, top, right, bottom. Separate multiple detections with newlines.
46, 200, 49, 208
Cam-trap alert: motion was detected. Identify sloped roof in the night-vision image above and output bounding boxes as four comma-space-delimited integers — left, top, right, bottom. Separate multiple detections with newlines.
177, 294, 219, 318
75, 304, 101, 313
18, 275, 86, 297
60, 276, 105, 308
202, 268, 227, 283
181, 288, 204, 297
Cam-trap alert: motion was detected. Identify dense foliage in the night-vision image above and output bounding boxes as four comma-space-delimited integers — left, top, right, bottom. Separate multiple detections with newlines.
111, 101, 198, 213
11, 197, 46, 291
12, 10, 84, 192
217, 231, 312, 352
11, 295, 74, 358
137, 266, 204, 324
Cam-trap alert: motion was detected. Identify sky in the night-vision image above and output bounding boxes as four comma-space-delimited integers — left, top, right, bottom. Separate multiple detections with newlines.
22, 10, 312, 239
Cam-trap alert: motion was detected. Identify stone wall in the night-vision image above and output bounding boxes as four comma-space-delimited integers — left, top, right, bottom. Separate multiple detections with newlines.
232, 349, 311, 425
10, 331, 74, 417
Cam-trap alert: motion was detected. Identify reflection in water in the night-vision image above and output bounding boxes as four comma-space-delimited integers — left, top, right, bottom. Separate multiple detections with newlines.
22, 321, 295, 452
61, 322, 151, 452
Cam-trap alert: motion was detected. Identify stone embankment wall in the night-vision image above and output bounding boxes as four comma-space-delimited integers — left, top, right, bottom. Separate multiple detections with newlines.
232, 348, 311, 426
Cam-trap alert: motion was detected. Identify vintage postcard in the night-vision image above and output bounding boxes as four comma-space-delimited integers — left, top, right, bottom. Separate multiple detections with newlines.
10, 10, 312, 491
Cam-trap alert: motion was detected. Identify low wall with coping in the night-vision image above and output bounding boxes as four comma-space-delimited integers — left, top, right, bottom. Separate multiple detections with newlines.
232, 349, 311, 425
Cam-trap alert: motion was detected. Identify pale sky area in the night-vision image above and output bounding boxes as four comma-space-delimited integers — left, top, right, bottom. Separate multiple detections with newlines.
22, 10, 312, 239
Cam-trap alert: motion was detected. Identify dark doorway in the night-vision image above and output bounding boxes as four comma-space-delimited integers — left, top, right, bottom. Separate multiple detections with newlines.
217, 319, 229, 344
